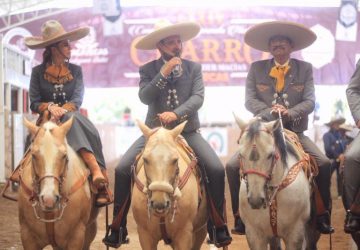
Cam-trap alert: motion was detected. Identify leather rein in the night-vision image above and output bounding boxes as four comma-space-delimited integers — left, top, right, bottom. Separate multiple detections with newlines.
238, 126, 305, 236
19, 128, 90, 247
132, 137, 199, 245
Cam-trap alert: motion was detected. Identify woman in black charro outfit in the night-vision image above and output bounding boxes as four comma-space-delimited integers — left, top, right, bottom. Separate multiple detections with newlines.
24, 20, 112, 206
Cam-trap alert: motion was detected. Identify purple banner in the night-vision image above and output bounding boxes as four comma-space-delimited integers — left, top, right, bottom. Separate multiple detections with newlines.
3, 6, 360, 87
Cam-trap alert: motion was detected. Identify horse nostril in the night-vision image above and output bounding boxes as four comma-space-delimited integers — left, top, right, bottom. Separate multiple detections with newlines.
55, 195, 60, 203
166, 201, 170, 208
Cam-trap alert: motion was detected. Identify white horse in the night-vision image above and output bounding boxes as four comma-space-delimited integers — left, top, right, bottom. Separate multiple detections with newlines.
235, 116, 311, 250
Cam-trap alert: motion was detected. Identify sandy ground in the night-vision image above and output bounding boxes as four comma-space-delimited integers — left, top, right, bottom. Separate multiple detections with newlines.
0, 161, 356, 250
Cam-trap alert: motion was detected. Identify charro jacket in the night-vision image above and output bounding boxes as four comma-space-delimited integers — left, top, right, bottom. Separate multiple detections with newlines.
245, 58, 315, 133
346, 59, 360, 124
139, 58, 204, 133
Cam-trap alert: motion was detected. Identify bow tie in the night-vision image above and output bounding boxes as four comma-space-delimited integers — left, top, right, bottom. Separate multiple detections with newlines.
269, 65, 290, 93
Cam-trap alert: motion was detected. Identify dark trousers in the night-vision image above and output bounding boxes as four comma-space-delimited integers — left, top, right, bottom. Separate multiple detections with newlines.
343, 133, 360, 210
330, 160, 343, 197
297, 133, 332, 211
225, 132, 332, 217
113, 131, 226, 226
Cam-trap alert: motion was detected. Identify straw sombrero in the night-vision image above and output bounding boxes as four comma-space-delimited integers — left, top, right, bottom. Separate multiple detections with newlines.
25, 20, 89, 50
325, 116, 346, 126
135, 20, 200, 50
244, 21, 317, 52
339, 123, 353, 132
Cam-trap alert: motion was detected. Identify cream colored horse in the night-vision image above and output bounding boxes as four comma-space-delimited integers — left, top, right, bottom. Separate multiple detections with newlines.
132, 121, 208, 250
235, 116, 311, 250
18, 118, 98, 250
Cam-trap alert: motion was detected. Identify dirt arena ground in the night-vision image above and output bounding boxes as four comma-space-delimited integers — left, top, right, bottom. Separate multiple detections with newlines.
0, 160, 356, 250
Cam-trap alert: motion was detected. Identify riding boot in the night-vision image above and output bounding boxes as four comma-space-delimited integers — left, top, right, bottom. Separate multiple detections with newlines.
207, 197, 232, 248
95, 169, 113, 207
103, 196, 131, 248
314, 185, 334, 234
231, 213, 246, 235
79, 149, 106, 187
345, 191, 360, 233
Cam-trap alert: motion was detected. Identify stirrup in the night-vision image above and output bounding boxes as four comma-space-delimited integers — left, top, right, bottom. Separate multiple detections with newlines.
211, 225, 232, 248
103, 226, 129, 248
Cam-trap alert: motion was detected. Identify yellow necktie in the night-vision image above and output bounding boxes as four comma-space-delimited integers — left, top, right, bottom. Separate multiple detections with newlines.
269, 65, 290, 93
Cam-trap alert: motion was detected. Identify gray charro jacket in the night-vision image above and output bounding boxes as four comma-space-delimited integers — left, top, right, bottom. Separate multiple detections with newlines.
139, 58, 204, 133
245, 58, 315, 133
29, 63, 84, 113
346, 60, 360, 125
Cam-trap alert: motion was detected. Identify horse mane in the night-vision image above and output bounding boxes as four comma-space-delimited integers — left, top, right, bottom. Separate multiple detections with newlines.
247, 119, 300, 167
273, 124, 301, 166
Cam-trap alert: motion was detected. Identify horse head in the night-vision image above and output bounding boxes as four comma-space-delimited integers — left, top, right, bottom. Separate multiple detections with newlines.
24, 117, 73, 211
137, 120, 187, 216
234, 114, 283, 209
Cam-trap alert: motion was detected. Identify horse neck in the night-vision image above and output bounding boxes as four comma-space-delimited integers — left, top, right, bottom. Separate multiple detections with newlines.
63, 145, 88, 192
270, 151, 298, 185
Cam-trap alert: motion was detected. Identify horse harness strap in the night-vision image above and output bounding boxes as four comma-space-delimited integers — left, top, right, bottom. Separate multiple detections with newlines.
44, 212, 58, 247
160, 217, 172, 244
269, 158, 306, 236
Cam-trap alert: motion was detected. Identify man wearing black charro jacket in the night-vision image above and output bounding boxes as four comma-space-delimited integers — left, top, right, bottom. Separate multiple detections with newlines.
343, 59, 360, 233
103, 21, 232, 248
226, 21, 334, 235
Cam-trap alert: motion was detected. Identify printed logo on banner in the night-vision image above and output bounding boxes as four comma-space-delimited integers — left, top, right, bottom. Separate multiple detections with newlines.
201, 128, 228, 157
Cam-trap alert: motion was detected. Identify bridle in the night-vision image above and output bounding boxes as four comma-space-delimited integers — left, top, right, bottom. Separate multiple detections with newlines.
238, 127, 280, 207
29, 150, 70, 223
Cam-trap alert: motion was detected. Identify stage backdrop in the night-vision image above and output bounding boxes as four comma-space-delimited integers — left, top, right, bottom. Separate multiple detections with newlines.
3, 6, 360, 87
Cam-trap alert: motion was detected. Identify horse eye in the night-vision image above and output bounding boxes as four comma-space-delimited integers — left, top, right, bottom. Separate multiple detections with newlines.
267, 153, 273, 159
172, 159, 178, 165
143, 158, 149, 165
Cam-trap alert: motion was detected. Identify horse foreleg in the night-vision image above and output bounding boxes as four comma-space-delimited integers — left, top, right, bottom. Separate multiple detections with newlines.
137, 226, 158, 250
283, 222, 306, 250
245, 226, 268, 250
20, 225, 45, 250
64, 224, 86, 250
172, 224, 193, 250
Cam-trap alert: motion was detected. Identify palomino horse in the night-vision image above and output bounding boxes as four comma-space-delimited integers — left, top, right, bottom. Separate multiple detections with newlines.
18, 118, 98, 250
131, 121, 208, 250
235, 116, 311, 250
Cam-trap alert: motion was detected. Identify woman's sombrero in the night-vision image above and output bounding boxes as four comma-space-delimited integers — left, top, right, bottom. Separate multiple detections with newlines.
25, 20, 89, 49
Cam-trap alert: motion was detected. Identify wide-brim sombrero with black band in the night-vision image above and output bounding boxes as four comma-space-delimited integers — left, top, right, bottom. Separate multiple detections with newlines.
135, 20, 200, 50
25, 20, 89, 50
244, 21, 317, 52
325, 116, 346, 126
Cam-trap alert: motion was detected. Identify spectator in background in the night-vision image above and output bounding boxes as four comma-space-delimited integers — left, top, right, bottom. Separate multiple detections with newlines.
323, 116, 346, 197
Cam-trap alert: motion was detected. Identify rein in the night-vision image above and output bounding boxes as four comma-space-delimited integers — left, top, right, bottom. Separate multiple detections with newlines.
131, 137, 199, 245
19, 153, 89, 247
238, 123, 306, 236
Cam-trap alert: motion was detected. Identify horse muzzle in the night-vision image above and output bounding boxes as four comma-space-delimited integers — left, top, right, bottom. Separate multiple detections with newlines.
148, 181, 174, 215
40, 193, 61, 211
248, 195, 266, 209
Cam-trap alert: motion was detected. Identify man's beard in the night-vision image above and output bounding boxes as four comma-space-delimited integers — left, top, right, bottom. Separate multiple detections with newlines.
162, 49, 181, 61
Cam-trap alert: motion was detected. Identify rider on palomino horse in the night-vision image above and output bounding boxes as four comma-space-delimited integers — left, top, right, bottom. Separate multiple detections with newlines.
225, 20, 334, 235
102, 20, 232, 248
18, 20, 113, 207
344, 59, 360, 233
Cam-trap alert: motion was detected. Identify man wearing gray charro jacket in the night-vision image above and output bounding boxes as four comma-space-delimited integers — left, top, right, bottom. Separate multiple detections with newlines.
343, 59, 360, 233
103, 21, 232, 248
225, 21, 334, 235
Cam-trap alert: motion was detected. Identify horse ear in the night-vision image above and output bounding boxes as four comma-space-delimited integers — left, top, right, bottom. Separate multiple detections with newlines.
264, 120, 278, 132
170, 121, 187, 139
59, 116, 74, 136
24, 117, 39, 135
136, 119, 153, 139
233, 112, 247, 131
